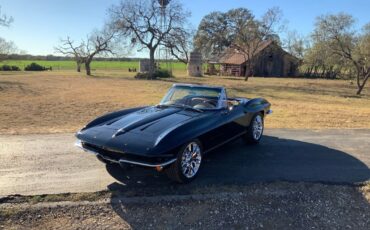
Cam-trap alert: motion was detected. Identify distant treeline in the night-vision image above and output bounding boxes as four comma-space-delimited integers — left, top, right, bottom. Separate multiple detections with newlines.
4, 54, 147, 62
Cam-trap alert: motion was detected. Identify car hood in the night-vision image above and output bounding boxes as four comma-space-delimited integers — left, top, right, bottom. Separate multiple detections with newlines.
107, 106, 195, 135
77, 106, 202, 153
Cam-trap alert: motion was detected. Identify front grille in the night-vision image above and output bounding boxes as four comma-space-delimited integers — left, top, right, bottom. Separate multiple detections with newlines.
82, 142, 122, 161
81, 142, 172, 164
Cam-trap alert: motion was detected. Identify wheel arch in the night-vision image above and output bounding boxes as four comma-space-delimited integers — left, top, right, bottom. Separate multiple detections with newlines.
244, 98, 270, 118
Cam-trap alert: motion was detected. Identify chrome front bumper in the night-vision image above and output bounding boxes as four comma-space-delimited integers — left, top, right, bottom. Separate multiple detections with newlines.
75, 140, 176, 168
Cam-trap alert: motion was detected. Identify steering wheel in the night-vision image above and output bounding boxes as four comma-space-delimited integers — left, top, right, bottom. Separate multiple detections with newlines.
191, 97, 217, 106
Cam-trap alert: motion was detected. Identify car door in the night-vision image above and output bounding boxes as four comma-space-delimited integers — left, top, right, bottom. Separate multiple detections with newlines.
206, 89, 247, 147
218, 104, 247, 139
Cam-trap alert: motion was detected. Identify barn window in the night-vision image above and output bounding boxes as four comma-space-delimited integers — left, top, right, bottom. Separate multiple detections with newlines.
268, 54, 273, 60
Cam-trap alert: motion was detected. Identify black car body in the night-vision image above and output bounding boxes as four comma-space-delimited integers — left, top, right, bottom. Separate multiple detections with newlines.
76, 84, 271, 182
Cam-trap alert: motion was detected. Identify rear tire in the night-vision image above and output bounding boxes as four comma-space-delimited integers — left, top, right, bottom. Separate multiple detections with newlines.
166, 140, 203, 183
244, 113, 264, 144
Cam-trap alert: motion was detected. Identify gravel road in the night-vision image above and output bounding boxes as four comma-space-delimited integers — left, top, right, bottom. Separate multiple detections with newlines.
1, 182, 369, 230
0, 129, 369, 196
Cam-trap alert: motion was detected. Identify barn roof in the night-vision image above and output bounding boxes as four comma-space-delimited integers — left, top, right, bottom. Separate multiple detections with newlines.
217, 40, 274, 65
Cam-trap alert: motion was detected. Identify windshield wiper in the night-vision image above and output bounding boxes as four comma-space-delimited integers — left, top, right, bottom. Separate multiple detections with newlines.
170, 103, 203, 113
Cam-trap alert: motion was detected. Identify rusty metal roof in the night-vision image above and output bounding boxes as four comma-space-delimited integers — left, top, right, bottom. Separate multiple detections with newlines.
218, 40, 273, 65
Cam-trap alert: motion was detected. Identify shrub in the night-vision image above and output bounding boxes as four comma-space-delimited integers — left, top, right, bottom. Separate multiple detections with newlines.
0, 65, 21, 71
24, 62, 47, 71
0, 65, 11, 71
134, 72, 149, 79
135, 69, 173, 79
154, 69, 172, 78
11, 66, 21, 71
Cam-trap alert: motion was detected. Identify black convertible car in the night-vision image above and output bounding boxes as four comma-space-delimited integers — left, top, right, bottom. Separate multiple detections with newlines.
75, 84, 271, 183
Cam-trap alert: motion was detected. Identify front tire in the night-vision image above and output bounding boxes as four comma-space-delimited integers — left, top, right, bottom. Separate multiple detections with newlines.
166, 140, 202, 183
244, 113, 264, 144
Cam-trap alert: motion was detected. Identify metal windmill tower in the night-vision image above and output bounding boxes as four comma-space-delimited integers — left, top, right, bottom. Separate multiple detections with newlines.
157, 0, 173, 75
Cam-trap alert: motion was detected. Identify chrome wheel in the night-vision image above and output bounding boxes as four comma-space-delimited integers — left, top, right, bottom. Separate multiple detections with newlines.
252, 115, 263, 140
181, 142, 202, 178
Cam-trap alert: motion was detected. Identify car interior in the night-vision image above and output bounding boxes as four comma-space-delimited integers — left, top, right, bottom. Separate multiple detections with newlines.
176, 95, 241, 110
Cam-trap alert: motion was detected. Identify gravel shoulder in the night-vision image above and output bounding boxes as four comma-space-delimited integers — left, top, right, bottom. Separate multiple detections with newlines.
1, 182, 369, 230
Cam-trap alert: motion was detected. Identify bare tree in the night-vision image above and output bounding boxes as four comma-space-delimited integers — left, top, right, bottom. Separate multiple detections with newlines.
0, 6, 13, 27
314, 13, 370, 95
82, 32, 115, 75
232, 7, 284, 80
0, 7, 15, 61
56, 31, 115, 75
163, 28, 193, 64
0, 37, 17, 60
108, 0, 190, 78
284, 30, 308, 59
55, 37, 84, 72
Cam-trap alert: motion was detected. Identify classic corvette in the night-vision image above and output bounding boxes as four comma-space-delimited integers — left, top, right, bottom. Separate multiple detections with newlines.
75, 83, 271, 183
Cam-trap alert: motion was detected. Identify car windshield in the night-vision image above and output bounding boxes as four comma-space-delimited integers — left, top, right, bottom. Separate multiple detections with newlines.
160, 85, 223, 110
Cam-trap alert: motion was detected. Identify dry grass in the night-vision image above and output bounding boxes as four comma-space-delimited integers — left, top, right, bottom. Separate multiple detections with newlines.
0, 70, 369, 134
360, 182, 370, 203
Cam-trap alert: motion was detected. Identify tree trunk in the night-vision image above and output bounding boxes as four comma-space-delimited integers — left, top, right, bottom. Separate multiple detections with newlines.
244, 73, 249, 81
308, 66, 314, 77
149, 48, 156, 80
356, 72, 370, 95
321, 67, 326, 78
244, 61, 254, 81
313, 66, 319, 77
85, 62, 91, 76
76, 62, 81, 72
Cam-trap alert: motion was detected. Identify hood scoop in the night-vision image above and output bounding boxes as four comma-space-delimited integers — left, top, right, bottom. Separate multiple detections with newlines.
112, 127, 127, 138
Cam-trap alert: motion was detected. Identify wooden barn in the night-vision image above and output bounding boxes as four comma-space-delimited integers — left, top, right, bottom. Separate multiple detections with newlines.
216, 40, 299, 77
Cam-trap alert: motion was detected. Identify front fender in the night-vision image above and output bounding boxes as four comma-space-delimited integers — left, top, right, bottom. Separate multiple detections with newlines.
244, 98, 271, 115
151, 112, 219, 154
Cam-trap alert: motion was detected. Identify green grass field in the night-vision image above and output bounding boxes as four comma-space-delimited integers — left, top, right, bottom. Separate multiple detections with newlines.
1, 60, 188, 71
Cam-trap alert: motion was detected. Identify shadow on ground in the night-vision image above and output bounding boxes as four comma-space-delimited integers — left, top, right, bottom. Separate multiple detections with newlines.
105, 135, 370, 196
105, 135, 370, 229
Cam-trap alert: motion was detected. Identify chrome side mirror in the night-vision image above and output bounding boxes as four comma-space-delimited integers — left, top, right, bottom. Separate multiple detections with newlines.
228, 104, 234, 111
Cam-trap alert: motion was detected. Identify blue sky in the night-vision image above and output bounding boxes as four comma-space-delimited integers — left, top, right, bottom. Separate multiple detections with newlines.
0, 0, 369, 56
